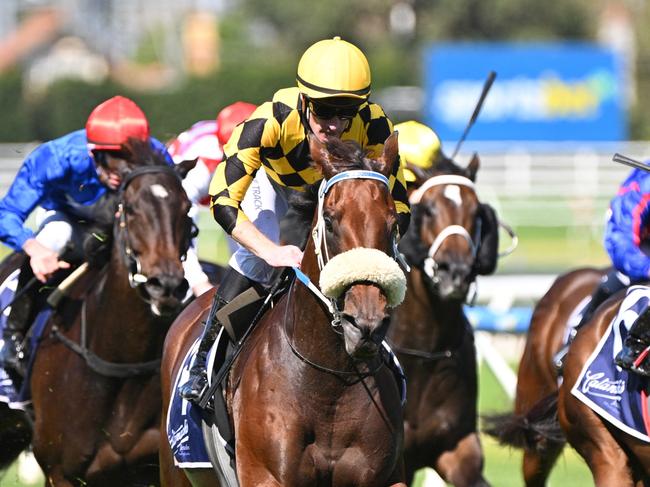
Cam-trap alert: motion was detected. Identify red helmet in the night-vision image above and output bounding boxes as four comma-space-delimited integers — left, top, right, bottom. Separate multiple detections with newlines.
216, 101, 257, 146
86, 95, 150, 150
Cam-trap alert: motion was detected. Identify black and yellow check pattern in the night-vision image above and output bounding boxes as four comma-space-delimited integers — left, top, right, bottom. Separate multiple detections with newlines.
209, 87, 409, 234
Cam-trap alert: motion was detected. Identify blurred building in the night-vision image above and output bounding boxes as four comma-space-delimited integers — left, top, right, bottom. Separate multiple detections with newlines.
0, 0, 226, 90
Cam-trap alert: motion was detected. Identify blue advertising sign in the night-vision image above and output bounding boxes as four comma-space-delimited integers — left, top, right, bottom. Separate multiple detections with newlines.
423, 43, 626, 141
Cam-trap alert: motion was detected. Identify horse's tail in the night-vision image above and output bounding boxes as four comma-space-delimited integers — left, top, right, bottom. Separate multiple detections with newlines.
482, 393, 565, 451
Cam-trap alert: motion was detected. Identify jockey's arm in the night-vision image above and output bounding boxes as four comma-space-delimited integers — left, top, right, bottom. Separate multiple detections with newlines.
0, 143, 71, 281
362, 105, 410, 236
208, 108, 302, 270
231, 220, 302, 268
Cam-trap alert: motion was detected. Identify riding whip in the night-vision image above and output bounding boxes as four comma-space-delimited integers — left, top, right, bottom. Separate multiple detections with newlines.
612, 153, 650, 172
450, 71, 497, 160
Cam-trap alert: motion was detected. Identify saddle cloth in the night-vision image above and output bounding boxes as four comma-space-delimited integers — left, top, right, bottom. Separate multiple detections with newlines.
571, 285, 650, 442
166, 326, 407, 470
0, 269, 52, 411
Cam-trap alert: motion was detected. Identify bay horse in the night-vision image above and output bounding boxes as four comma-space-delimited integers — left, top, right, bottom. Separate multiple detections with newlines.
558, 290, 650, 485
160, 134, 407, 487
0, 139, 196, 486
484, 267, 605, 486
386, 155, 495, 486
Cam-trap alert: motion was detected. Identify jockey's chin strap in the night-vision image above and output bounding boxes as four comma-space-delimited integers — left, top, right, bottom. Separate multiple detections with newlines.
303, 170, 392, 327
410, 175, 479, 285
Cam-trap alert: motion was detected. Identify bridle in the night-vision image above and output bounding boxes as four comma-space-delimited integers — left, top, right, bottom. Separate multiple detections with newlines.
286, 169, 400, 377
116, 165, 195, 290
409, 174, 480, 286
49, 164, 192, 378
309, 170, 397, 325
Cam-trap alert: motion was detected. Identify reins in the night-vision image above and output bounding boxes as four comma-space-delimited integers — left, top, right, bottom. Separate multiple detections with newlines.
50, 299, 160, 378
281, 277, 385, 381
281, 169, 399, 381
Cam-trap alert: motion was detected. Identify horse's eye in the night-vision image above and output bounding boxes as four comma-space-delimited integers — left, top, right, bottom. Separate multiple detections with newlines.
324, 216, 334, 233
421, 204, 435, 217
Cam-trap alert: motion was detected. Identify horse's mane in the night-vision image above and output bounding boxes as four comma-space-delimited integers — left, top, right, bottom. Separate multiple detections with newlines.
425, 154, 467, 178
321, 138, 387, 175
280, 138, 386, 249
122, 137, 168, 167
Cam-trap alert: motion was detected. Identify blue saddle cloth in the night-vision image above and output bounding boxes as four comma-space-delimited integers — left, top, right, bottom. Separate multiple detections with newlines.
571, 285, 650, 442
165, 327, 226, 468
0, 269, 52, 411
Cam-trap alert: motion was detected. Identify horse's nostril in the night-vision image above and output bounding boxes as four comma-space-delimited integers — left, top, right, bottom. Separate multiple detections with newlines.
146, 274, 186, 299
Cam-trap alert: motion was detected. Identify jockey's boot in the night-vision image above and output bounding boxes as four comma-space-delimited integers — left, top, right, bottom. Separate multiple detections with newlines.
553, 270, 628, 373
615, 307, 650, 376
179, 268, 256, 403
0, 263, 39, 374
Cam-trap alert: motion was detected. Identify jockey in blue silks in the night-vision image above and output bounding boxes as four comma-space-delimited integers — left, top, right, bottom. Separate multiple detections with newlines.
0, 96, 173, 370
554, 166, 650, 375
606, 168, 650, 374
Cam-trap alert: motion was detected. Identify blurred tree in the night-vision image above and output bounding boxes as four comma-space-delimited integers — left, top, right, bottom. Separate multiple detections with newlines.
416, 0, 595, 41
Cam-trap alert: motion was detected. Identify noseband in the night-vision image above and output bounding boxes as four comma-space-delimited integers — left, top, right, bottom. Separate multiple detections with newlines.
409, 174, 479, 285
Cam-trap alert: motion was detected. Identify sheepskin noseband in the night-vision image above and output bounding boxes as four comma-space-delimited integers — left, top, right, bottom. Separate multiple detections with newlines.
319, 247, 406, 307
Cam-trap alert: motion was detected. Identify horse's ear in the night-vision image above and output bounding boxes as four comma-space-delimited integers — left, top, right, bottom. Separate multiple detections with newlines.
309, 134, 335, 178
465, 153, 480, 182
379, 131, 399, 177
406, 163, 430, 188
175, 158, 198, 179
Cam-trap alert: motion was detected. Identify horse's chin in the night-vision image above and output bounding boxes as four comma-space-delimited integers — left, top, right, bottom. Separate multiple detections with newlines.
150, 300, 183, 317
433, 279, 469, 301
341, 321, 381, 359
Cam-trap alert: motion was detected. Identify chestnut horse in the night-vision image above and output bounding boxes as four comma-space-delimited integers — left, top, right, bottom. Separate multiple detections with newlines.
558, 290, 650, 485
387, 156, 495, 486
484, 267, 606, 486
0, 140, 196, 486
160, 134, 407, 487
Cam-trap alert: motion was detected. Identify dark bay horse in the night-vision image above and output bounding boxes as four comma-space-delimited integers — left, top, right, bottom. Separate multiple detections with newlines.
558, 291, 650, 485
484, 267, 605, 486
0, 140, 196, 486
387, 156, 495, 486
160, 134, 407, 487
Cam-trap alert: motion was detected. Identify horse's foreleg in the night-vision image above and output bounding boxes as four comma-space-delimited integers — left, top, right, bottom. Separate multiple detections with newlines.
434, 433, 490, 487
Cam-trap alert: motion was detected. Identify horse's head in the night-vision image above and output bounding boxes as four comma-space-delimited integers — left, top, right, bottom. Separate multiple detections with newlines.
403, 154, 497, 300
307, 133, 406, 359
113, 139, 197, 316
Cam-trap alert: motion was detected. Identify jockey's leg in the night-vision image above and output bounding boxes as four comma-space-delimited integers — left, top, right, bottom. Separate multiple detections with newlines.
179, 267, 256, 402
180, 170, 289, 404
553, 270, 629, 371
0, 210, 74, 372
615, 305, 650, 375
0, 259, 37, 371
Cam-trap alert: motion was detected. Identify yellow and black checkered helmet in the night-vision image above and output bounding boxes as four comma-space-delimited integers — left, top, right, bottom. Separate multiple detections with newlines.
395, 121, 441, 183
297, 37, 371, 101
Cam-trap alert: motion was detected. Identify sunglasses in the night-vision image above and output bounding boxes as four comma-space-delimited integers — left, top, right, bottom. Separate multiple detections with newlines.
308, 100, 360, 120
93, 150, 127, 168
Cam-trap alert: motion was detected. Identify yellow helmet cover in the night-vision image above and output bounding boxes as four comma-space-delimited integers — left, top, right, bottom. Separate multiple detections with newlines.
297, 37, 371, 100
395, 120, 441, 183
